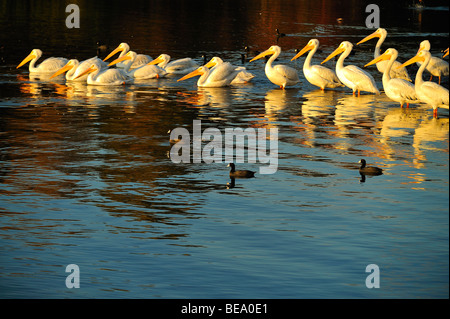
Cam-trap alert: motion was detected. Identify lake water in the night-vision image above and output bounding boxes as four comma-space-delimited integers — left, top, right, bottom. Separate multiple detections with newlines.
0, 0, 448, 299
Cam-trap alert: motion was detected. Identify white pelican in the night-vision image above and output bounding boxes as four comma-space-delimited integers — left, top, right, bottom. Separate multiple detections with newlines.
148, 54, 199, 75
416, 40, 449, 84
357, 28, 411, 81
204, 57, 254, 84
103, 43, 152, 69
177, 64, 240, 88
321, 41, 380, 96
108, 51, 167, 79
50, 57, 107, 81
250, 45, 300, 89
398, 50, 449, 118
365, 48, 418, 108
73, 60, 132, 85
291, 39, 343, 90
17, 49, 68, 74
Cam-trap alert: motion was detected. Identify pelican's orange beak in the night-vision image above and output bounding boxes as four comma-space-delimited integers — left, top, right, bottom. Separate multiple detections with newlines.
249, 48, 274, 62
147, 55, 164, 65
397, 54, 425, 69
177, 68, 205, 82
357, 30, 381, 45
443, 48, 449, 58
321, 44, 345, 64
17, 51, 36, 69
291, 43, 314, 61
103, 45, 124, 62
73, 64, 96, 80
108, 54, 131, 67
50, 62, 74, 79
204, 59, 217, 69
365, 51, 391, 67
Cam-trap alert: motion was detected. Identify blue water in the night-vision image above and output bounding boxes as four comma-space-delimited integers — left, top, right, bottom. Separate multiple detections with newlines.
0, 0, 448, 299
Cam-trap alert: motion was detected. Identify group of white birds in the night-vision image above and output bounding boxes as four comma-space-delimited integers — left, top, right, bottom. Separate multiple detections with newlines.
16, 28, 449, 117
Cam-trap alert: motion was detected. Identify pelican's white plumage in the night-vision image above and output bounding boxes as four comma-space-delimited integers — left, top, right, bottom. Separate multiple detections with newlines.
204, 57, 254, 84
322, 41, 380, 96
177, 64, 240, 87
108, 51, 167, 79
357, 28, 411, 81
50, 57, 107, 81
399, 50, 449, 117
73, 60, 132, 85
149, 54, 199, 75
416, 40, 449, 84
17, 49, 68, 74
291, 39, 343, 90
250, 45, 300, 89
103, 42, 152, 69
365, 48, 418, 107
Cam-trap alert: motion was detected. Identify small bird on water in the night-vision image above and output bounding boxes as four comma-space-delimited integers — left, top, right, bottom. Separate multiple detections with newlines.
228, 163, 256, 178
359, 159, 383, 175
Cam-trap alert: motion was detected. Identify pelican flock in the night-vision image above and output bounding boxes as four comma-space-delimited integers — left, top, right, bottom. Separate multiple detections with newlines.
16, 33, 449, 116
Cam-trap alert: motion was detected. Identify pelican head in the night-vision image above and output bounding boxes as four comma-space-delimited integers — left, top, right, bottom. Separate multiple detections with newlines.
103, 42, 130, 62
291, 39, 319, 61
177, 66, 208, 82
73, 63, 99, 80
321, 41, 352, 64
249, 45, 281, 62
357, 28, 387, 45
417, 40, 431, 55
397, 50, 430, 69
17, 49, 43, 69
365, 48, 397, 67
50, 59, 77, 79
204, 57, 224, 68
148, 54, 170, 66
108, 51, 136, 66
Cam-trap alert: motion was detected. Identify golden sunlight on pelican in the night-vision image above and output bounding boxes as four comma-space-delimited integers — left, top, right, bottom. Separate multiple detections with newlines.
177, 65, 240, 88
357, 28, 411, 81
291, 39, 343, 90
365, 48, 418, 108
103, 42, 152, 69
73, 60, 132, 85
50, 57, 107, 81
108, 51, 167, 79
416, 40, 449, 84
148, 54, 199, 75
204, 57, 255, 84
398, 50, 449, 118
322, 41, 380, 96
17, 49, 68, 73
250, 45, 300, 89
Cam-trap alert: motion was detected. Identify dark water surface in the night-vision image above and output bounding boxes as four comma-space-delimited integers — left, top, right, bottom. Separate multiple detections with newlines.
0, 0, 448, 298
